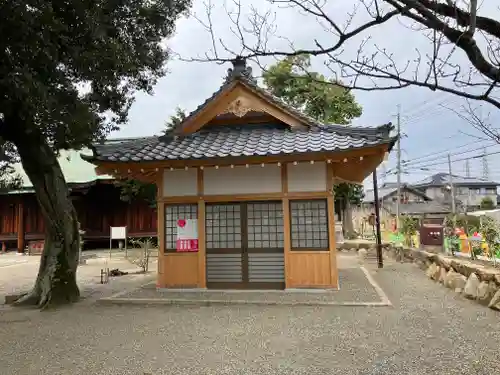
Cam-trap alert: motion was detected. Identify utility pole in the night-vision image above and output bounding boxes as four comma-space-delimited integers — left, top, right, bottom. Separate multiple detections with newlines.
372, 168, 383, 269
448, 153, 456, 214
482, 146, 489, 180
465, 159, 471, 178
396, 104, 401, 230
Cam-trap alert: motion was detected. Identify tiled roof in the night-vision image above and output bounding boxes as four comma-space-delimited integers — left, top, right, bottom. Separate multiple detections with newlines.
86, 123, 396, 163
85, 59, 396, 164
363, 184, 430, 203
413, 173, 498, 187
169, 58, 394, 136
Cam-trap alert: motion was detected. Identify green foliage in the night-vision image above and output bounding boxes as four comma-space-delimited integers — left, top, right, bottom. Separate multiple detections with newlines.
263, 55, 362, 124
400, 216, 419, 247
480, 196, 495, 210
333, 183, 364, 207
164, 107, 188, 134
0, 0, 191, 160
117, 107, 189, 203
115, 179, 157, 207
479, 216, 500, 260
0, 141, 23, 192
456, 214, 481, 235
443, 214, 460, 255
263, 55, 364, 205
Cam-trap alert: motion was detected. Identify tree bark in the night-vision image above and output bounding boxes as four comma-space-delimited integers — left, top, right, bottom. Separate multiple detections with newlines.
8, 131, 80, 309
341, 198, 355, 238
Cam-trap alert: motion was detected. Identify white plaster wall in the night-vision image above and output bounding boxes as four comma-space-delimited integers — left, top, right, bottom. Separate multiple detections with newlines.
203, 165, 281, 195
287, 162, 327, 192
162, 168, 198, 197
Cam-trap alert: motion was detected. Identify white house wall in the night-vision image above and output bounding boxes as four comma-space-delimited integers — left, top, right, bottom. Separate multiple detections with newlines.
287, 162, 327, 192
162, 168, 198, 197
162, 162, 330, 197
203, 165, 281, 195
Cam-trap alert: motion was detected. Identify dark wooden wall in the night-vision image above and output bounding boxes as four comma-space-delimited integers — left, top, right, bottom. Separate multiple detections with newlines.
0, 183, 158, 248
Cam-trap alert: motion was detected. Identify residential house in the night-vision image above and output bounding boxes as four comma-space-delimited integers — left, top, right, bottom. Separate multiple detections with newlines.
352, 182, 450, 236
412, 173, 498, 211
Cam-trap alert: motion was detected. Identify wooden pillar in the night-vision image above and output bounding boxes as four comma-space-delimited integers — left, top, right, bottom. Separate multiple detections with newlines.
281, 163, 292, 288
327, 195, 338, 288
17, 201, 25, 253
197, 167, 206, 288
327, 163, 338, 288
156, 172, 165, 286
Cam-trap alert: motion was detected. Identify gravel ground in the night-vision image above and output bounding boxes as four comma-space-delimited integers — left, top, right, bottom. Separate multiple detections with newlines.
0, 261, 498, 375
115, 267, 382, 304
0, 254, 156, 303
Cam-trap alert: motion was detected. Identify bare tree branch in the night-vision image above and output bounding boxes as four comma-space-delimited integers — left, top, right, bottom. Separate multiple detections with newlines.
445, 99, 500, 143
186, 0, 500, 109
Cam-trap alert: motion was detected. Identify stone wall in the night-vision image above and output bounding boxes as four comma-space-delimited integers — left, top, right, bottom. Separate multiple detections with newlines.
384, 245, 500, 312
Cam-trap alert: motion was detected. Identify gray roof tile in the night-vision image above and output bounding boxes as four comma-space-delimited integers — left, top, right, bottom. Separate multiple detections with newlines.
88, 123, 396, 163
413, 173, 498, 187
85, 60, 396, 164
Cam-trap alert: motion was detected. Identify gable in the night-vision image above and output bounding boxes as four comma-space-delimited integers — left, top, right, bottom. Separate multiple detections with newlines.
364, 185, 430, 203
177, 80, 311, 135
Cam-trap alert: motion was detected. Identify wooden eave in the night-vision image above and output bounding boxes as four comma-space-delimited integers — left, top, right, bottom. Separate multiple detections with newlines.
178, 80, 310, 134
94, 143, 390, 185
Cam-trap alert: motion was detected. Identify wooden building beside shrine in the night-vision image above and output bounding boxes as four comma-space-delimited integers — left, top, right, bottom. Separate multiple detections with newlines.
84, 58, 396, 289
0, 149, 157, 252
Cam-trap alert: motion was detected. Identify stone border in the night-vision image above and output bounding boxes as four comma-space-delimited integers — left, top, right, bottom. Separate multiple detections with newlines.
384, 245, 500, 311
360, 266, 392, 306
97, 267, 392, 307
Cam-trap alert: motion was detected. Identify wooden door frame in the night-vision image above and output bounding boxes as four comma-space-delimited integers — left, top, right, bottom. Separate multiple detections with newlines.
205, 201, 285, 289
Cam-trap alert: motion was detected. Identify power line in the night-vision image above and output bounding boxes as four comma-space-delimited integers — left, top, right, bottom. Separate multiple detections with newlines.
401, 139, 496, 165
400, 142, 500, 170
405, 149, 500, 170
401, 96, 457, 122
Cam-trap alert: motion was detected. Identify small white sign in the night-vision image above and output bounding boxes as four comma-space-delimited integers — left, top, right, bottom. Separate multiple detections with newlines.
110, 226, 127, 240
335, 223, 344, 244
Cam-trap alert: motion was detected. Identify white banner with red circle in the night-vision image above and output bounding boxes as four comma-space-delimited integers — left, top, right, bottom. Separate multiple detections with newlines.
176, 218, 199, 252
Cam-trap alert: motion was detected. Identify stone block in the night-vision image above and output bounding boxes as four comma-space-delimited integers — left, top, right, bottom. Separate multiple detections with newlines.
444, 270, 466, 290
488, 290, 500, 311
426, 263, 440, 281
463, 273, 480, 300
438, 267, 447, 283
477, 281, 498, 306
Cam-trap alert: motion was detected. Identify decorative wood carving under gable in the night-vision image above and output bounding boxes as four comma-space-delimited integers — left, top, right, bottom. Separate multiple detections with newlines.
180, 82, 307, 134
222, 96, 255, 117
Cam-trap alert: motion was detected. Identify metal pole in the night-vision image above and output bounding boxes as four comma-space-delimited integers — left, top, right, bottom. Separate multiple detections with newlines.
396, 104, 401, 230
373, 168, 384, 268
448, 154, 456, 214
109, 226, 112, 259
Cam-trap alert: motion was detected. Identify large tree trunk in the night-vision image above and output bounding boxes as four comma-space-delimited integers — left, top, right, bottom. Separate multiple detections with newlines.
342, 198, 355, 238
9, 132, 80, 308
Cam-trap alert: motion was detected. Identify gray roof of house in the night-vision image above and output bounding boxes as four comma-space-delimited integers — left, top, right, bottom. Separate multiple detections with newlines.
84, 59, 397, 164
413, 173, 498, 187
363, 183, 429, 203
85, 123, 395, 163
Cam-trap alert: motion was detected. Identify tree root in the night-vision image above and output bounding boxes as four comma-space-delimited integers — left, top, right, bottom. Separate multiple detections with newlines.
12, 291, 41, 307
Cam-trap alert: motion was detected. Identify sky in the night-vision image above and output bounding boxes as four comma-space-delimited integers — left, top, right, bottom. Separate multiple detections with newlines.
111, 0, 500, 189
